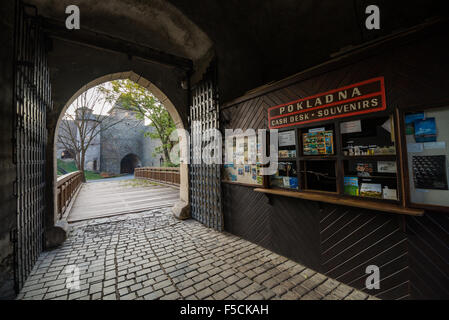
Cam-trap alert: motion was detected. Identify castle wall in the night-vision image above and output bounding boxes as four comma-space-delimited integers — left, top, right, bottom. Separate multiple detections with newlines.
142, 126, 162, 167
100, 110, 161, 174
56, 109, 162, 175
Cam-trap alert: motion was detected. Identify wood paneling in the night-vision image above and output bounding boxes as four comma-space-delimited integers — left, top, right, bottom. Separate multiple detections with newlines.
254, 188, 423, 216
221, 29, 449, 299
407, 212, 449, 299
223, 184, 271, 249
269, 196, 321, 270
319, 204, 409, 299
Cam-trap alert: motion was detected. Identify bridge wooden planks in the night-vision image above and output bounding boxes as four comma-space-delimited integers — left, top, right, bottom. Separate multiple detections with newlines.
67, 180, 179, 222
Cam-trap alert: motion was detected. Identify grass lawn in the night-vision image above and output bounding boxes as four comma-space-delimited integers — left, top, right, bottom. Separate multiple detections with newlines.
84, 171, 104, 181
57, 159, 104, 181
120, 179, 159, 188
57, 159, 78, 175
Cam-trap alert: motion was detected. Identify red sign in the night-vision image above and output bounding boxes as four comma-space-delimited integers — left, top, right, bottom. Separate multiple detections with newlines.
268, 77, 386, 129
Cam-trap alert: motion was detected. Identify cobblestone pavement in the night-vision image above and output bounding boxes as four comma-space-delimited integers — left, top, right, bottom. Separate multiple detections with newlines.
17, 208, 376, 300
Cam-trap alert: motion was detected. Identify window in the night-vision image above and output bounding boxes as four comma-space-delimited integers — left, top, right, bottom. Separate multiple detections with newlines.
403, 106, 449, 209
268, 114, 401, 203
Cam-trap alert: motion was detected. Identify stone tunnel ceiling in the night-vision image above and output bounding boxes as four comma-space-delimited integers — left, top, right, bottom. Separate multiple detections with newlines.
26, 0, 213, 62
27, 0, 448, 103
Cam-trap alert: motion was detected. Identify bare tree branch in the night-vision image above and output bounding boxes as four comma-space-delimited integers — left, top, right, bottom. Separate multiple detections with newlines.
56, 85, 128, 181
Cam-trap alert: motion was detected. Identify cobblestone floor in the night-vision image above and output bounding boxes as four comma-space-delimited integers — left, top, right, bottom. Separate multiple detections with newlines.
17, 208, 375, 300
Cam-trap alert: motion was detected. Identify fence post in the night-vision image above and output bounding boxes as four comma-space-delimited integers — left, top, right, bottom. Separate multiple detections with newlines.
56, 171, 83, 219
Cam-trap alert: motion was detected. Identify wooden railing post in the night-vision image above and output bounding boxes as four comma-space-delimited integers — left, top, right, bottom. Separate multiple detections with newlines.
133, 167, 180, 187
56, 171, 83, 219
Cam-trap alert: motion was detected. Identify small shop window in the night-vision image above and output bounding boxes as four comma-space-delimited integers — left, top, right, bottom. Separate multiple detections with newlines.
267, 115, 400, 202
343, 159, 398, 200
341, 116, 395, 156
278, 130, 297, 159
301, 124, 335, 156
269, 161, 298, 190
258, 77, 428, 215
403, 106, 449, 209
301, 160, 337, 192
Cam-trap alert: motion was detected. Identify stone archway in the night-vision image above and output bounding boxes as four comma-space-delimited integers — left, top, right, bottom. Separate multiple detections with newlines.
52, 71, 190, 227
120, 153, 142, 174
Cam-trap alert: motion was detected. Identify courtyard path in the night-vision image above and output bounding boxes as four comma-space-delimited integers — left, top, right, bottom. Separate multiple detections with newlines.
18, 208, 376, 300
67, 179, 179, 222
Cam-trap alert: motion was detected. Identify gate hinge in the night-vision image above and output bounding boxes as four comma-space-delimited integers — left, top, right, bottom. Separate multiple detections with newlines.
10, 228, 18, 243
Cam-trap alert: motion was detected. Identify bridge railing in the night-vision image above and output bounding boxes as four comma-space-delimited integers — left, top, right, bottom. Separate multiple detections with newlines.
134, 167, 180, 186
57, 171, 83, 219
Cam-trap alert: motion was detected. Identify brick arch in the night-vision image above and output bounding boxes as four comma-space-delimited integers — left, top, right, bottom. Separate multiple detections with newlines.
52, 72, 190, 225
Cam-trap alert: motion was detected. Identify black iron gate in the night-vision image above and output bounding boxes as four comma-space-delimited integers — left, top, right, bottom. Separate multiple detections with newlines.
189, 65, 223, 231
12, 1, 50, 292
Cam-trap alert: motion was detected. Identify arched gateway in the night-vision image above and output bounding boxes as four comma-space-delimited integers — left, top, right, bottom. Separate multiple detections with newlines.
53, 72, 190, 222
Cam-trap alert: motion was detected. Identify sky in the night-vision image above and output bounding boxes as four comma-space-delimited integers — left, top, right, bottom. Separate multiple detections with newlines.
65, 81, 152, 125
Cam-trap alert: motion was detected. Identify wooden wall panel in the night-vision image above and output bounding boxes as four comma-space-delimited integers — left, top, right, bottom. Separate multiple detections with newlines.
270, 196, 321, 270
222, 184, 271, 249
319, 204, 409, 300
407, 212, 449, 299
221, 29, 449, 299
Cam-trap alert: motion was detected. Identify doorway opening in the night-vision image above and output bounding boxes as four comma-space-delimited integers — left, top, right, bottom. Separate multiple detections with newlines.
53, 73, 189, 224
120, 154, 142, 174
61, 149, 75, 159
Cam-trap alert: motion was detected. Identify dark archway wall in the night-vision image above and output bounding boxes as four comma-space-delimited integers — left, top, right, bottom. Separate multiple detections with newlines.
26, 0, 213, 62
44, 38, 189, 228
169, 0, 449, 103
22, 0, 449, 104
221, 25, 449, 300
0, 0, 16, 299
0, 0, 447, 299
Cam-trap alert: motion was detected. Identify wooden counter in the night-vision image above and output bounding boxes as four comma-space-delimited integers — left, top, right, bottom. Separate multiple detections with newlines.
254, 188, 424, 216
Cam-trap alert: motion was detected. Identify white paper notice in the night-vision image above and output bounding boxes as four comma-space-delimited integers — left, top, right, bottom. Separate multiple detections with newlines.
308, 127, 325, 133
340, 120, 361, 134
279, 131, 296, 147
423, 141, 446, 150
283, 177, 290, 187
407, 143, 423, 153
381, 118, 392, 133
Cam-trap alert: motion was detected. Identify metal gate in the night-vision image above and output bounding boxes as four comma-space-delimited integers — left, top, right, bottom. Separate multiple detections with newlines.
12, 1, 50, 292
189, 65, 223, 231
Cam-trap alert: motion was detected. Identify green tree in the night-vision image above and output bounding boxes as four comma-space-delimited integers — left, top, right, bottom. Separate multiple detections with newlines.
102, 80, 178, 166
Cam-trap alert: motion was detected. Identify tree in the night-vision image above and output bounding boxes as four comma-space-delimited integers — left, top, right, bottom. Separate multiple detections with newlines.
57, 86, 126, 181
101, 79, 178, 166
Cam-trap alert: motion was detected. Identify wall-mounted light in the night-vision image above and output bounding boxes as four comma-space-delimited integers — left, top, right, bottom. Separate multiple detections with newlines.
180, 79, 188, 90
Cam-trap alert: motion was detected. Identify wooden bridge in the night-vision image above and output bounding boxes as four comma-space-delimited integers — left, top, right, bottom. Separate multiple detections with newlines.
57, 168, 180, 223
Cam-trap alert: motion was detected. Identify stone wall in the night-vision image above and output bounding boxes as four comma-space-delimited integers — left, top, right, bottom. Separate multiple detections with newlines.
142, 126, 163, 167
0, 0, 16, 299
100, 109, 161, 174
56, 108, 161, 175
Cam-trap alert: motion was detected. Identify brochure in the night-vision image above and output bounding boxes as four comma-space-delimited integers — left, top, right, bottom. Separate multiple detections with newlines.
344, 177, 359, 196
414, 118, 437, 142
360, 183, 382, 198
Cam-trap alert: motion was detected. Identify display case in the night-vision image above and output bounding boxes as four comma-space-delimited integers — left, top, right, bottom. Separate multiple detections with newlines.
400, 105, 449, 211
267, 114, 402, 204
222, 132, 264, 186
255, 77, 430, 215
270, 161, 298, 190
